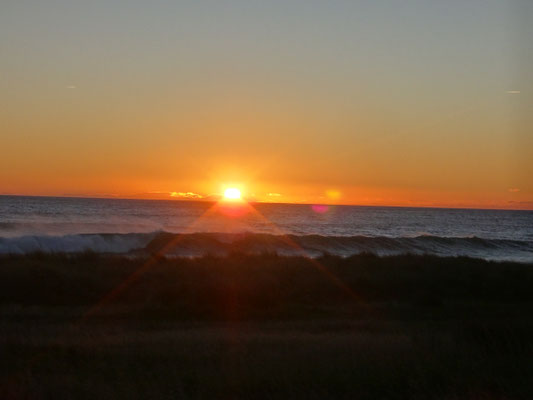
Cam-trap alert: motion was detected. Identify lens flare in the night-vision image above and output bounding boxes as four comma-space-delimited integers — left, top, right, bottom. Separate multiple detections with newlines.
311, 204, 329, 214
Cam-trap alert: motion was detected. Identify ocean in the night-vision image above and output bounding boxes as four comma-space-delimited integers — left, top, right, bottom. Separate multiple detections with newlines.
1, 195, 532, 262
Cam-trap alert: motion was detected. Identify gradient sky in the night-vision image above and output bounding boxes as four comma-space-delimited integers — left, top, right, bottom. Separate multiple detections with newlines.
1, 0, 532, 208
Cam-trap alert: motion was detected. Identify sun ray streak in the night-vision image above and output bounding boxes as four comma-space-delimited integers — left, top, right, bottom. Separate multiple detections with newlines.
79, 202, 221, 321
244, 203, 367, 305
5, 202, 232, 388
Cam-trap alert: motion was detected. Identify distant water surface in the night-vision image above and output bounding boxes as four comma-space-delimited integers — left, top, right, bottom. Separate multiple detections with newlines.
1, 196, 532, 262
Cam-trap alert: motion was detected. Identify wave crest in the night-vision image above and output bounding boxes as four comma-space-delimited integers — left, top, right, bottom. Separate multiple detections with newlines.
1, 232, 532, 262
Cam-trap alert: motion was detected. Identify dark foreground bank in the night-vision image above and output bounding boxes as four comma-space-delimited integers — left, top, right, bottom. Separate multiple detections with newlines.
1, 253, 533, 399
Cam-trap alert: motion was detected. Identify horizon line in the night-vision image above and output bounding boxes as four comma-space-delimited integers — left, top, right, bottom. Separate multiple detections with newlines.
1, 193, 531, 212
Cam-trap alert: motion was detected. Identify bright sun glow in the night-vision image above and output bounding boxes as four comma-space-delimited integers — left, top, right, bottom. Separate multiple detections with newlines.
224, 188, 242, 200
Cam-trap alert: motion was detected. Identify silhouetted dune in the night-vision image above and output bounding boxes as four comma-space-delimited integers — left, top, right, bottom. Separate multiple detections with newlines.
2, 253, 533, 399
1, 252, 532, 317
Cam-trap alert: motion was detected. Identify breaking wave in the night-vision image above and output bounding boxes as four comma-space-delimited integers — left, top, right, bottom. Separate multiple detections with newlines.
1, 232, 532, 262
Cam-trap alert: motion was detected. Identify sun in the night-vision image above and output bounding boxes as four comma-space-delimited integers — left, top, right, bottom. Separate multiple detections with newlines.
224, 187, 242, 200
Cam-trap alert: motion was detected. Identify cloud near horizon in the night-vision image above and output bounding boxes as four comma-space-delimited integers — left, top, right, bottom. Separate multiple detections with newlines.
170, 192, 204, 199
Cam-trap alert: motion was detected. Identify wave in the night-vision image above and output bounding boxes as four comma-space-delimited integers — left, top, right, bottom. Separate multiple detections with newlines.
1, 232, 532, 262
0, 233, 156, 255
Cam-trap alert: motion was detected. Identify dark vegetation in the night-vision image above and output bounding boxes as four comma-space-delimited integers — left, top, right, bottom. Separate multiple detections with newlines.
1, 252, 533, 399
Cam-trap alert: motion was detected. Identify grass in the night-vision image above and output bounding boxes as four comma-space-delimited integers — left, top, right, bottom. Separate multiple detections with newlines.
1, 253, 533, 399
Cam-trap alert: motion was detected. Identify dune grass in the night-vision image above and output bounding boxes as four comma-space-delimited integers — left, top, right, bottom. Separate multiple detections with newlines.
1, 253, 533, 399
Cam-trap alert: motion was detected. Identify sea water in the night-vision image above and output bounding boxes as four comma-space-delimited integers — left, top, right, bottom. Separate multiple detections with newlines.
1, 196, 532, 262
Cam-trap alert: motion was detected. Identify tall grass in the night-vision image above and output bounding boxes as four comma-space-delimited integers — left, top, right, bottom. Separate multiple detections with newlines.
1, 253, 532, 398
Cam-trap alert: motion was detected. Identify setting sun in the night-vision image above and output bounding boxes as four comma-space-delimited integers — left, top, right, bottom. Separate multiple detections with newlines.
223, 188, 242, 200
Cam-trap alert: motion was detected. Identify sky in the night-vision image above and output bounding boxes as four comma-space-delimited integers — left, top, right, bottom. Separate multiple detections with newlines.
1, 0, 532, 209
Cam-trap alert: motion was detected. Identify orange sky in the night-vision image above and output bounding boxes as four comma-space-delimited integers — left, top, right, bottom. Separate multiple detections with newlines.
1, 1, 532, 209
